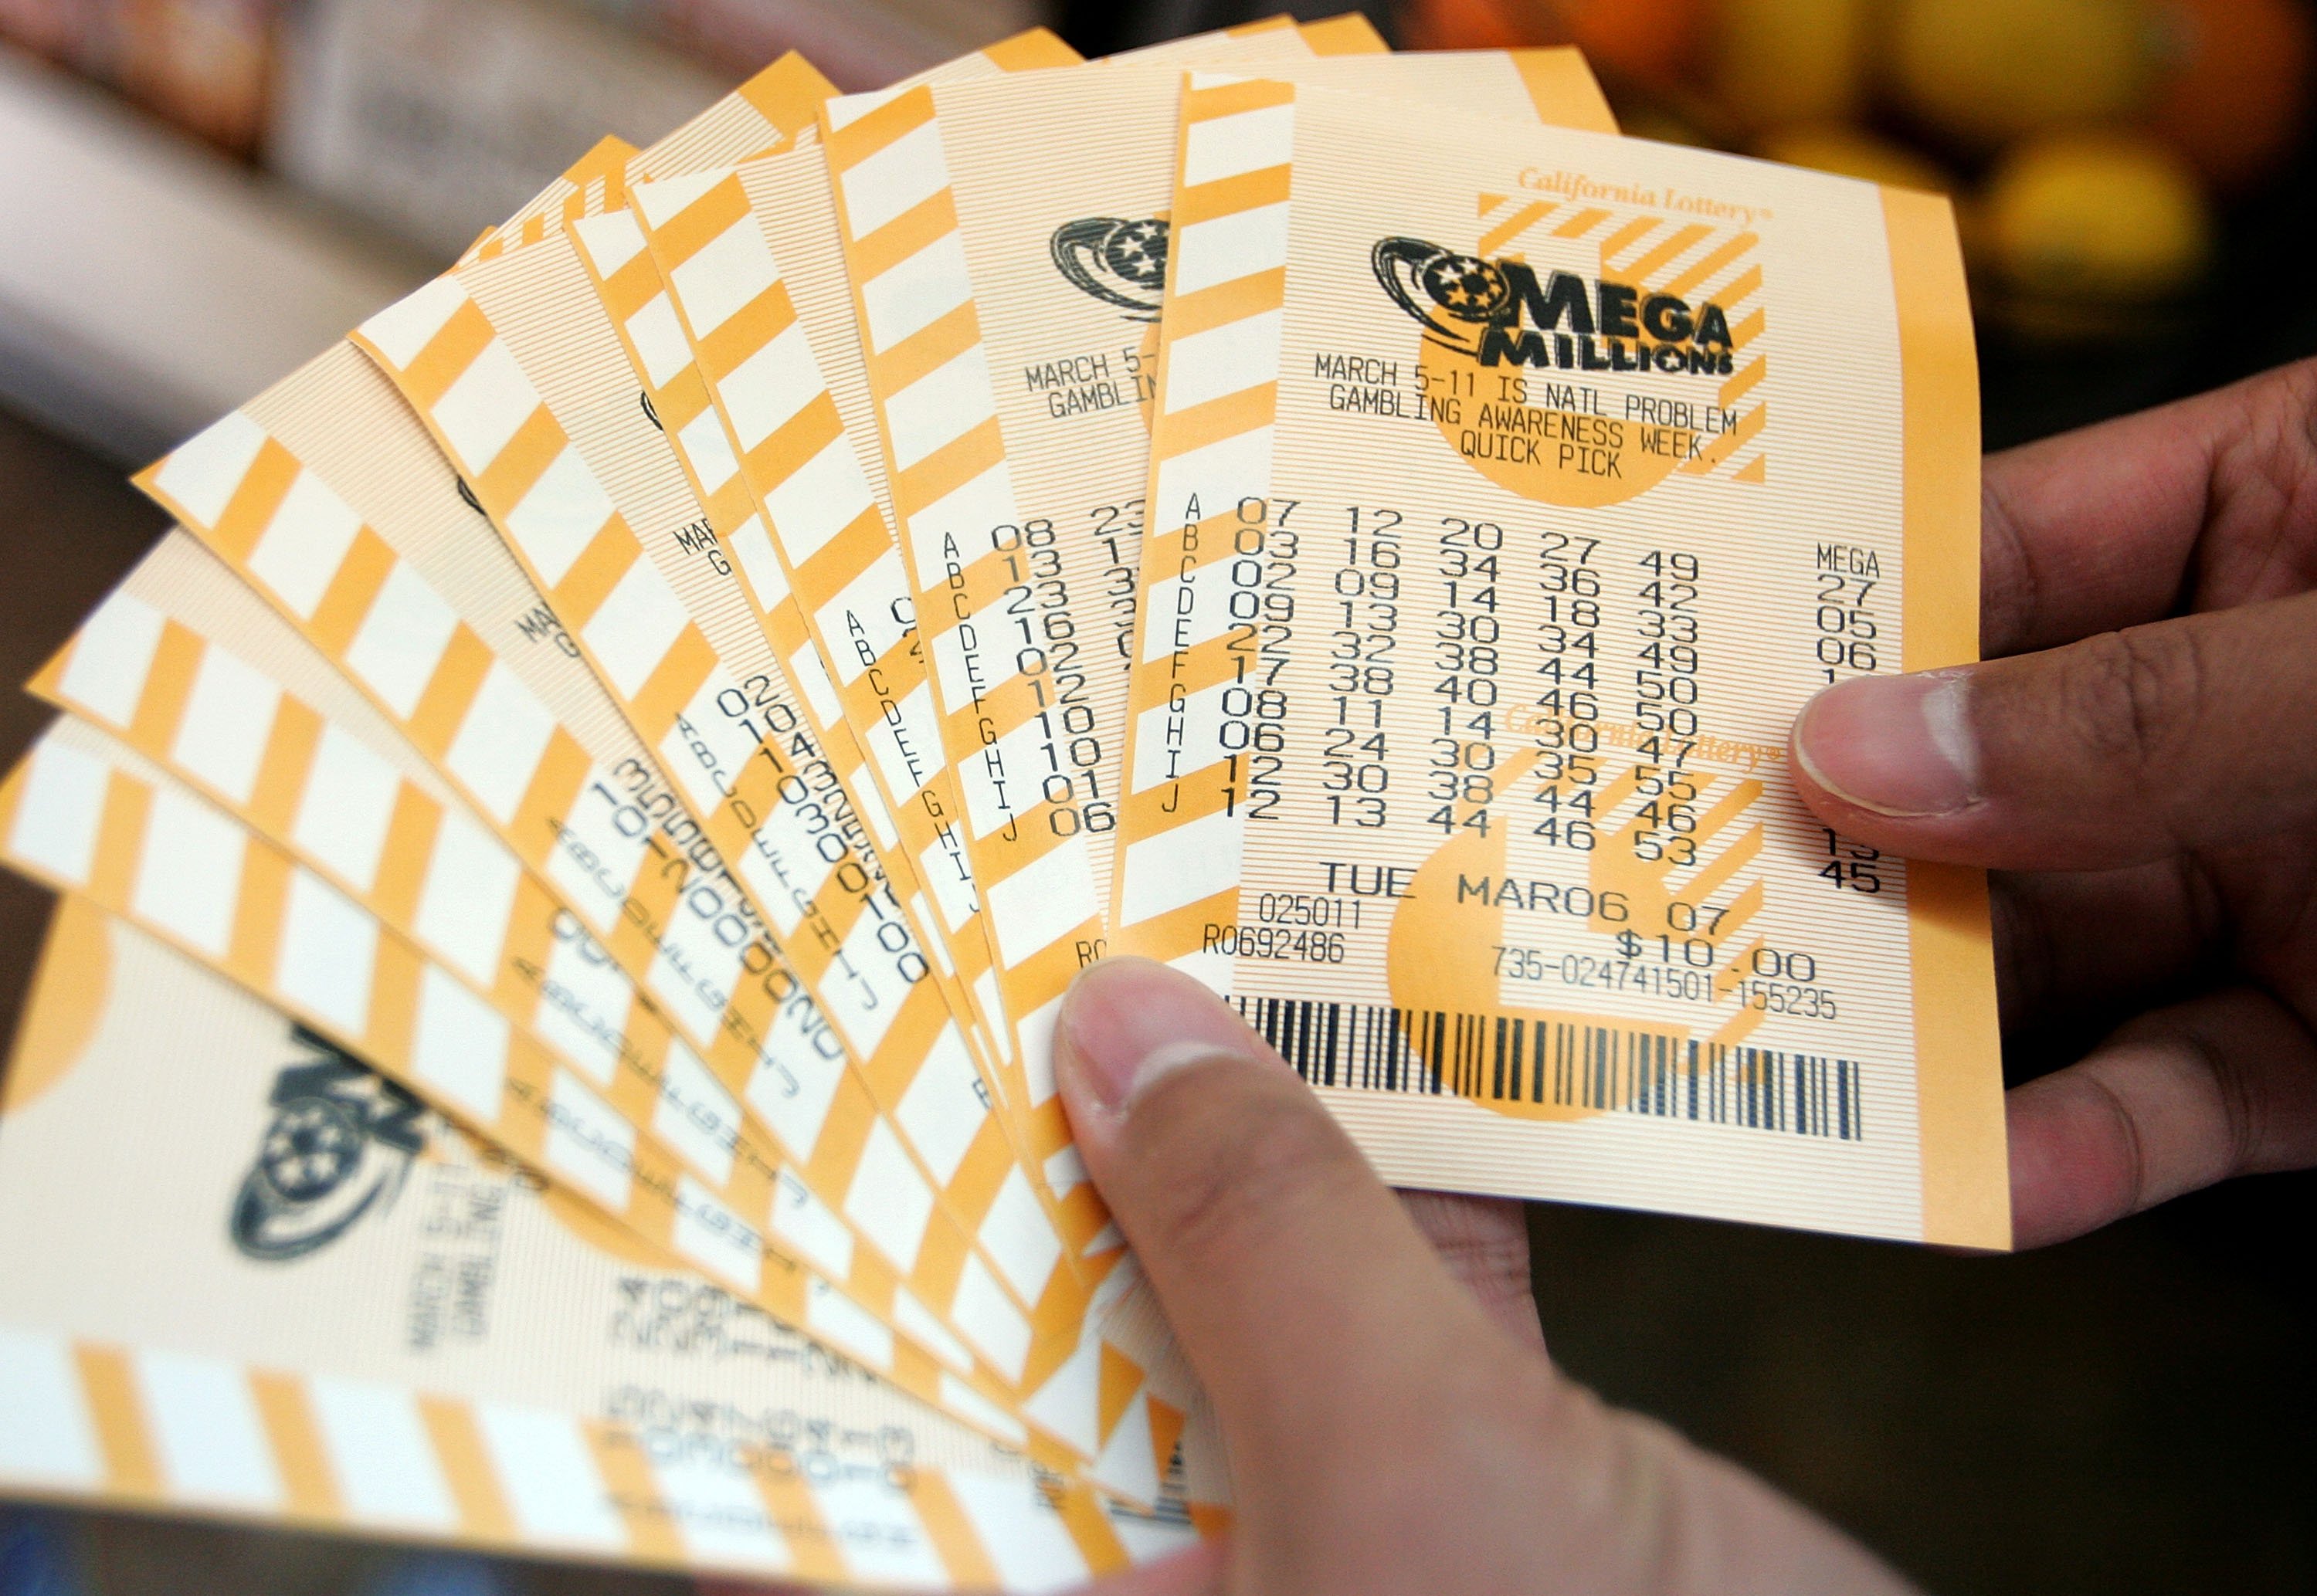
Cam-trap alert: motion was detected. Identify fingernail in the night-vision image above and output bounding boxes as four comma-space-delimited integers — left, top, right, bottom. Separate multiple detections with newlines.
1056, 957, 1260, 1120
1794, 669, 1980, 817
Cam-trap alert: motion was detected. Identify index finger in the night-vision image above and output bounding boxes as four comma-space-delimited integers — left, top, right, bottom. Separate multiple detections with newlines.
1979, 357, 2317, 656
2007, 987, 2317, 1249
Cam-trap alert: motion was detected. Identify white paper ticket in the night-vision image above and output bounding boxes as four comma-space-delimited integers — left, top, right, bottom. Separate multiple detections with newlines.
619, 28, 1371, 1204
360, 35, 1101, 1318
22, 547, 1037, 1425
351, 236, 1017, 1296
626, 137, 1056, 1222
474, 35, 1103, 1125
1108, 78, 2007, 1246
734, 33, 1308, 1216
0, 900, 1199, 1586
482, 50, 1013, 1088
568, 206, 1015, 1122
136, 347, 782, 1015
811, 50, 1613, 1197
600, 171, 1019, 1132
566, 24, 1249, 1147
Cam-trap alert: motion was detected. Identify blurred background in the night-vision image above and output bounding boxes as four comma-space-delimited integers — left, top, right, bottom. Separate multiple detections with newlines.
2, 0, 2310, 459
0, 1, 2311, 1592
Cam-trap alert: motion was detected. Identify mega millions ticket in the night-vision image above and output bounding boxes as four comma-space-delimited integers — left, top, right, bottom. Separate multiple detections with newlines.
1111, 78, 2007, 1248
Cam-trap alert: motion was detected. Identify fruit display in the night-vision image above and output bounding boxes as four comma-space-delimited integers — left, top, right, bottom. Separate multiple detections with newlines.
1404, 0, 2310, 340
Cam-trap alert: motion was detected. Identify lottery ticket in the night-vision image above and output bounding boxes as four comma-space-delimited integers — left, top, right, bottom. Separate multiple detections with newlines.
631, 29, 1325, 1225
127, 357, 1010, 1319
581, 185, 1017, 1144
343, 240, 1059, 1289
1111, 78, 2007, 1246
427, 46, 1086, 1152
22, 550, 1040, 1429
811, 49, 1615, 1201
0, 900, 1200, 1586
568, 208, 1015, 1134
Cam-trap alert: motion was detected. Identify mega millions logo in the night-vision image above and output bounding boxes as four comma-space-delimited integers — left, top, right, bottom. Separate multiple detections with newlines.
230, 1036, 429, 1262
1372, 237, 1737, 374
1050, 216, 1169, 320
1365, 202, 1765, 509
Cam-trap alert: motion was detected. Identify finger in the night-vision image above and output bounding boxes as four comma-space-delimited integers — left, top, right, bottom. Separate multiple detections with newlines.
1789, 591, 2317, 869
1991, 857, 2217, 1031
2007, 987, 2317, 1249
1982, 357, 2317, 656
1396, 1191, 1544, 1348
1053, 958, 1540, 1494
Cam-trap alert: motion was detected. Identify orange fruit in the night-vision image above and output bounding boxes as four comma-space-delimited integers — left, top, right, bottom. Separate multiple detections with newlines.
1981, 132, 2212, 303
1515, 0, 1705, 88
1400, 0, 1531, 50
2148, 0, 2312, 188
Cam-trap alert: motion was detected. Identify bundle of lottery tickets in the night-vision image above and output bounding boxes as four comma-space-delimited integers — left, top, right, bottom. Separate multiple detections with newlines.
0, 15, 2010, 1589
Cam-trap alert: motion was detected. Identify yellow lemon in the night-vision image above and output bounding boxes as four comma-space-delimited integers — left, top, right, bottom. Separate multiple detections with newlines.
1888, 0, 2159, 149
1981, 132, 2211, 302
1754, 124, 1958, 193
1712, 0, 1872, 129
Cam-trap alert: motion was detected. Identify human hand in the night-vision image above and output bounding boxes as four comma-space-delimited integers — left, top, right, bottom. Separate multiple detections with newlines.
1057, 957, 1913, 1596
1789, 359, 2317, 1249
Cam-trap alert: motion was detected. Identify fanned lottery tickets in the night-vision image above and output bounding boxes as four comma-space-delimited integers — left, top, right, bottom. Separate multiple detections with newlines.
9, 538, 1067, 1452
620, 25, 1355, 1326
0, 901, 1195, 1586
0, 15, 2008, 1586
815, 49, 1615, 1196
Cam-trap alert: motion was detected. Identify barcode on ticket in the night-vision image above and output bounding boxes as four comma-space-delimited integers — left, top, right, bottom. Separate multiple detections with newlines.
1231, 998, 1866, 1141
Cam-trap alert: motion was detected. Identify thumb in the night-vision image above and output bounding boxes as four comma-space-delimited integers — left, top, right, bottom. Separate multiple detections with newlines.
1789, 591, 2317, 869
1053, 958, 1531, 1492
